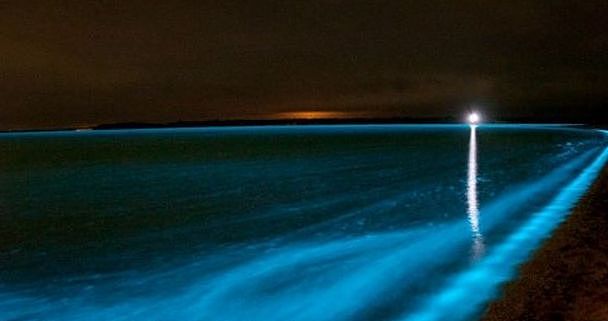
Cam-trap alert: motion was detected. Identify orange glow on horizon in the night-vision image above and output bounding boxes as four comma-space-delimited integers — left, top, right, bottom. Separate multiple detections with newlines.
271, 111, 363, 120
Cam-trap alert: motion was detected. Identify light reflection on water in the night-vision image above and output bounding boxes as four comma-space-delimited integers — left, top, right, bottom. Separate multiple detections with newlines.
467, 125, 485, 259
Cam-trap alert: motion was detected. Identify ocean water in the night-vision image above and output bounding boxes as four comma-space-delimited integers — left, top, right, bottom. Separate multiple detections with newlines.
0, 125, 606, 321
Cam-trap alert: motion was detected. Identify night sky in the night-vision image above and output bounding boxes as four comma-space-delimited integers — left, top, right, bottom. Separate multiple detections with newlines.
1, 1, 607, 130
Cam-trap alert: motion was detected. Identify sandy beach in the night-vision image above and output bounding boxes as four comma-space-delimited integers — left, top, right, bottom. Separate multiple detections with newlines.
482, 163, 608, 321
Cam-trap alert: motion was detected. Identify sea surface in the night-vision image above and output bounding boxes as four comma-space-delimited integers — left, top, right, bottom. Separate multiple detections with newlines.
0, 125, 607, 321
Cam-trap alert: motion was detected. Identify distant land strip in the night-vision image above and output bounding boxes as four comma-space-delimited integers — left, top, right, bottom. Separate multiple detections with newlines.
1, 117, 606, 133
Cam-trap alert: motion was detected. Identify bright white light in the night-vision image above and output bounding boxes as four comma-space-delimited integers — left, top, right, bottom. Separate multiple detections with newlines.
468, 112, 480, 125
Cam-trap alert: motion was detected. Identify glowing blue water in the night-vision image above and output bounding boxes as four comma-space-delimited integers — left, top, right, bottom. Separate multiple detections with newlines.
0, 125, 606, 321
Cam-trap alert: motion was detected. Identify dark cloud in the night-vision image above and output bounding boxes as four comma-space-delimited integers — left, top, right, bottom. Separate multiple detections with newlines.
1, 0, 607, 129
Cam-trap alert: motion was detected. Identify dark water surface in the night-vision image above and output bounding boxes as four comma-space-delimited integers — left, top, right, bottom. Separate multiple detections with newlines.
1, 125, 607, 321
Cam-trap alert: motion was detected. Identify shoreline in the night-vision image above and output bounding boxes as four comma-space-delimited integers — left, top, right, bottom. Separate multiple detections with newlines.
482, 163, 608, 321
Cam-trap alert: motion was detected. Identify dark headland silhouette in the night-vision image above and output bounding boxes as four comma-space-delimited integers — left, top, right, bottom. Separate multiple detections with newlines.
91, 115, 607, 131
2, 115, 606, 133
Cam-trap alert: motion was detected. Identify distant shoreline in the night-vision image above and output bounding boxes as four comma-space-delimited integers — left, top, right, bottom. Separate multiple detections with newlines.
2, 117, 606, 133
482, 162, 608, 321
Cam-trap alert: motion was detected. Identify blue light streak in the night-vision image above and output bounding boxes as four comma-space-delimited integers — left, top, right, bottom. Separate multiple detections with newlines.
404, 143, 608, 321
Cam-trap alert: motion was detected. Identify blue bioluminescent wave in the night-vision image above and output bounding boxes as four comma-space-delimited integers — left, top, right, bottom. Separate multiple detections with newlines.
404, 143, 608, 321
0, 125, 606, 321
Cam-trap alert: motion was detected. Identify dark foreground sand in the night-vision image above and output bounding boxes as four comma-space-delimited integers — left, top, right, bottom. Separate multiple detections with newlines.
482, 164, 608, 321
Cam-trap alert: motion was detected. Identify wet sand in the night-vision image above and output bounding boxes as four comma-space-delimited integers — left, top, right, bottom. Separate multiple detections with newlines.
483, 164, 608, 321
